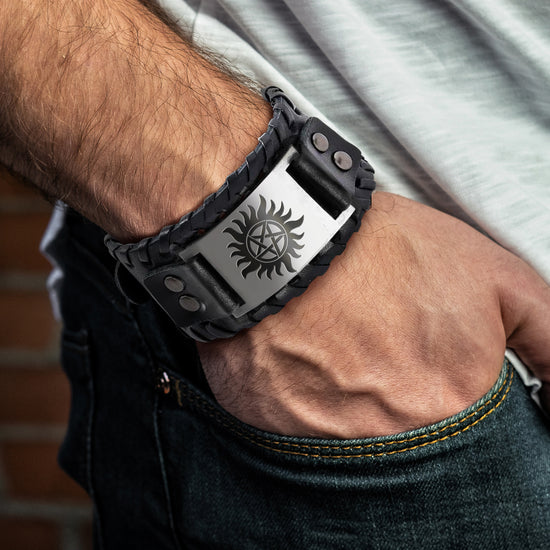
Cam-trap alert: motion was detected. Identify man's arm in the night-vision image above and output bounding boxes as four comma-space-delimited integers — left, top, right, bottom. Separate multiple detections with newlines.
0, 0, 271, 241
1, 1, 549, 438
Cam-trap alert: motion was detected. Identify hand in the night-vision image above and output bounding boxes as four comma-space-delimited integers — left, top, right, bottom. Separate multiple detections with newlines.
197, 192, 550, 438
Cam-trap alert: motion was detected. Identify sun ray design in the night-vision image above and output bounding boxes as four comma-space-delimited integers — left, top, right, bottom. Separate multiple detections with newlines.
224, 195, 305, 279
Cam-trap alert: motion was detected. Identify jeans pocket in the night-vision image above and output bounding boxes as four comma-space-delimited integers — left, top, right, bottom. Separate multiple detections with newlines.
155, 359, 550, 549
58, 328, 94, 495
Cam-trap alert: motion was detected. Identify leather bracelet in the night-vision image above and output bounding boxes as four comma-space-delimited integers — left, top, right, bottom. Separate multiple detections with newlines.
105, 87, 375, 341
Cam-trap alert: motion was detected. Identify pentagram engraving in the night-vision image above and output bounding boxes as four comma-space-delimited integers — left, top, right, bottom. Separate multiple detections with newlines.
246, 220, 288, 263
224, 196, 304, 279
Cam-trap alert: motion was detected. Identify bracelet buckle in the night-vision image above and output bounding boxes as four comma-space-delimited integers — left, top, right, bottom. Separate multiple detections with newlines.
142, 146, 354, 329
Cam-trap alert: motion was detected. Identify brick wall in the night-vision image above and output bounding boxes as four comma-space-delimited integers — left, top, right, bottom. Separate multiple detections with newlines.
0, 168, 92, 550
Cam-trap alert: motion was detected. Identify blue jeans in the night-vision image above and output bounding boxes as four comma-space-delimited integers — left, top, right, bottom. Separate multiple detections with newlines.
53, 210, 550, 549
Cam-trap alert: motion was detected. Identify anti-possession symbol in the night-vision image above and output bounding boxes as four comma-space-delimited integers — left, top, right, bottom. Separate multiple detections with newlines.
246, 219, 288, 263
224, 196, 304, 279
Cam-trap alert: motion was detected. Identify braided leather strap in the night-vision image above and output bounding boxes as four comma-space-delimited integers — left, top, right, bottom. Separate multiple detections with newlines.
106, 88, 305, 270
106, 87, 375, 341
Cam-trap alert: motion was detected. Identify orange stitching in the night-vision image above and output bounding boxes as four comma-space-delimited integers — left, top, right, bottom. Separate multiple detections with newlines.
247, 373, 513, 458
167, 363, 513, 459
264, 366, 512, 452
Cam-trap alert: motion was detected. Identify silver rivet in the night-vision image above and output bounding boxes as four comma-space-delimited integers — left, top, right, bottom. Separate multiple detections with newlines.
158, 371, 170, 395
179, 295, 202, 312
312, 132, 329, 153
333, 151, 353, 171
164, 275, 184, 293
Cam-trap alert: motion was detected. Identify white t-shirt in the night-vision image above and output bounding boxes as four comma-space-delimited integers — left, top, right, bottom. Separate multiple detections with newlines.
158, 0, 550, 281
43, 0, 549, 392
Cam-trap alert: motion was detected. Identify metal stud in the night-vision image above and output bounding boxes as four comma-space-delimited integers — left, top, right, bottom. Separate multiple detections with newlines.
312, 132, 329, 153
333, 151, 353, 171
158, 371, 170, 395
164, 275, 184, 293
179, 295, 202, 312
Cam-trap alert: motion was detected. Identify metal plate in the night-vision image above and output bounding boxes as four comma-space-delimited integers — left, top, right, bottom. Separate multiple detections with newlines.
180, 148, 354, 316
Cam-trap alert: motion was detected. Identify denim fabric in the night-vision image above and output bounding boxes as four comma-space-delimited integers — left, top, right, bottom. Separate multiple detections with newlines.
54, 210, 550, 549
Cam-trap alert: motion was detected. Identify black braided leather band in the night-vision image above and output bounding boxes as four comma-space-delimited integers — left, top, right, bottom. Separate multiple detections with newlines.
105, 87, 375, 341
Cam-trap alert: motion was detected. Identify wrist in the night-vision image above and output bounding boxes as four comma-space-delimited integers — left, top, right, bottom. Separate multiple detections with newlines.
82, 8, 273, 242
112, 84, 272, 243
107, 88, 376, 341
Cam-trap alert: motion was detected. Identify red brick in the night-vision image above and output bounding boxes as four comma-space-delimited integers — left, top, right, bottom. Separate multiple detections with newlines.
0, 517, 59, 550
0, 289, 58, 349
2, 441, 90, 503
0, 167, 38, 198
0, 367, 70, 424
0, 211, 52, 272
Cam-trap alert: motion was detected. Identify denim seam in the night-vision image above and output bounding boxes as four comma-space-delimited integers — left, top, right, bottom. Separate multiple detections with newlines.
153, 392, 183, 550
246, 371, 513, 458
86, 352, 105, 550
132, 314, 183, 550
61, 328, 105, 548
164, 363, 513, 459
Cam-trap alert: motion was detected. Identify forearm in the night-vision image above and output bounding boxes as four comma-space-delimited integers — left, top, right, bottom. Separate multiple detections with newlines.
0, 0, 270, 241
